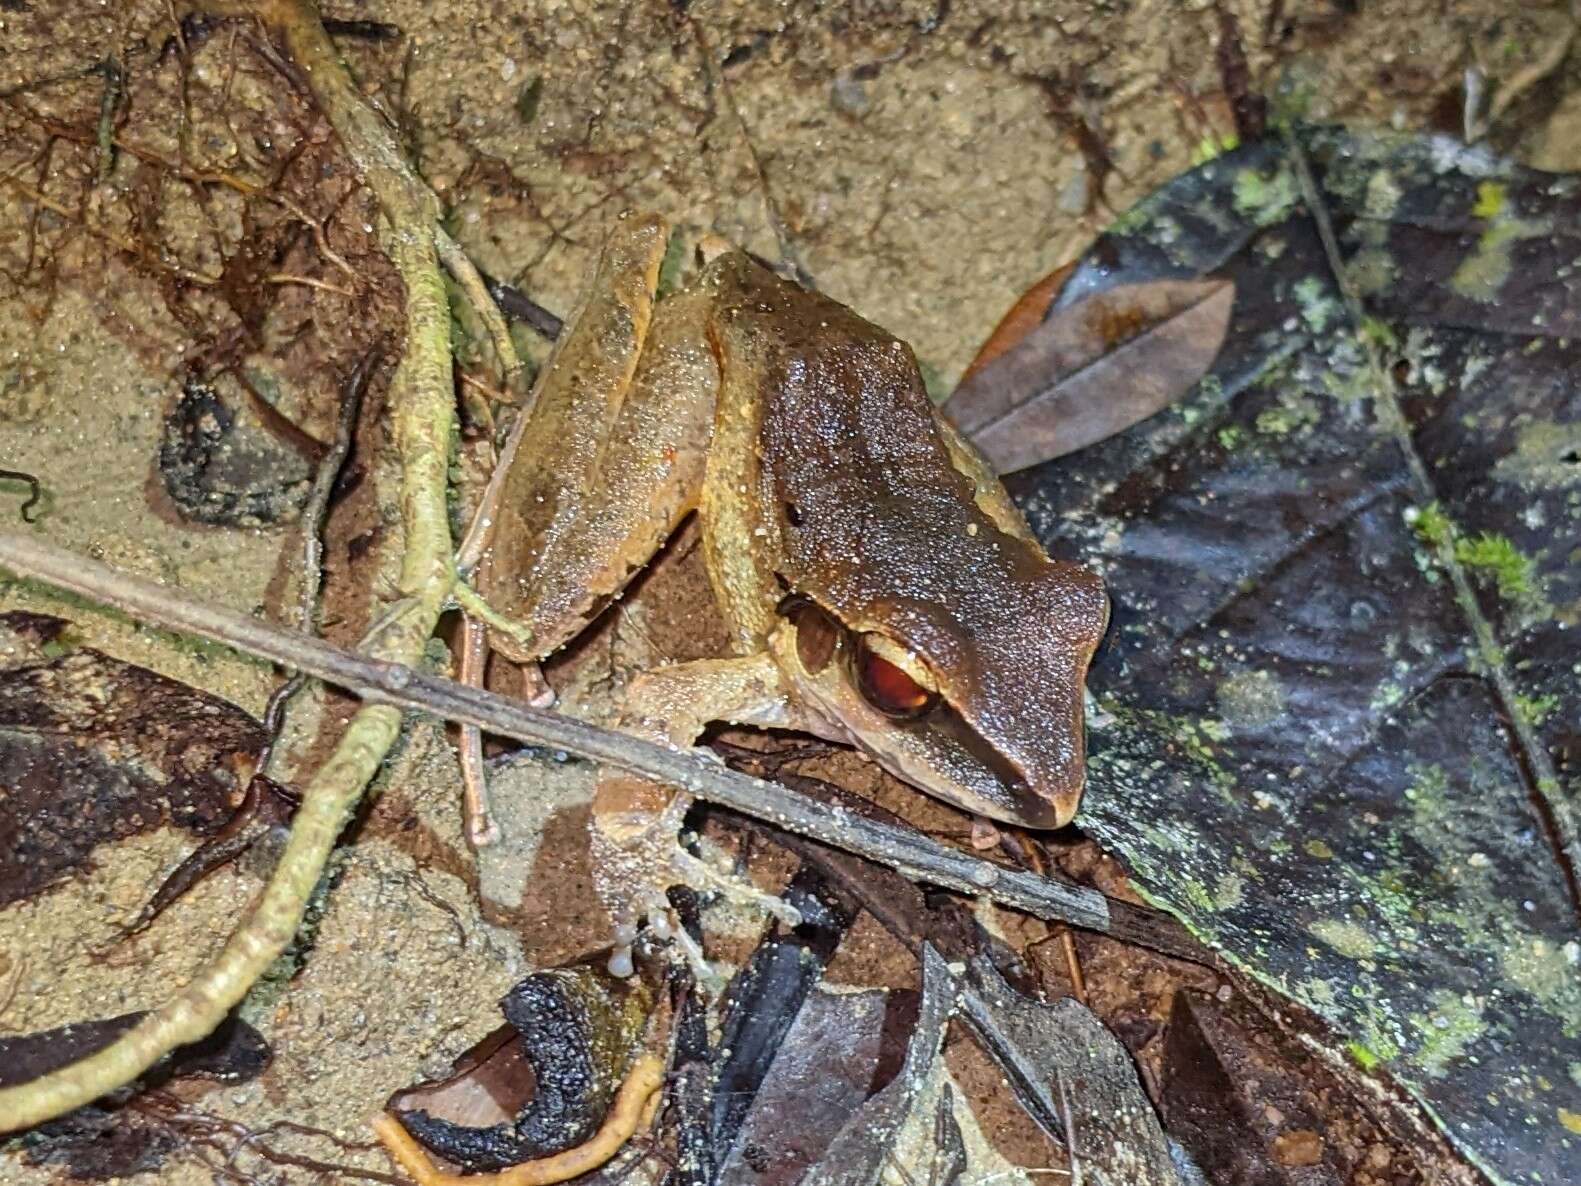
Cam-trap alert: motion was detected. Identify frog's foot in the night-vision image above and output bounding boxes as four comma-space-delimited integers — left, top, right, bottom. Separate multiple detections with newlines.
593, 782, 800, 987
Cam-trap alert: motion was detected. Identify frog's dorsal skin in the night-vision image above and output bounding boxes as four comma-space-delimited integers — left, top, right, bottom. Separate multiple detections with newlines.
471, 214, 1110, 965
702, 253, 1108, 827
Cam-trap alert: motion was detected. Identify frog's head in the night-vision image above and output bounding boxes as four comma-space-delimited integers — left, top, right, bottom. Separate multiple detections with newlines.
768, 551, 1109, 829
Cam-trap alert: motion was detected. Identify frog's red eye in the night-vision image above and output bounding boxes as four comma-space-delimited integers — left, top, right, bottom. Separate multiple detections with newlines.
854, 636, 939, 720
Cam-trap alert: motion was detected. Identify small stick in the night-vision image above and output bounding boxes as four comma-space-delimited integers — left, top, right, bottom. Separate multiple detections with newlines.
0, 531, 1116, 937
457, 614, 499, 848
437, 227, 523, 387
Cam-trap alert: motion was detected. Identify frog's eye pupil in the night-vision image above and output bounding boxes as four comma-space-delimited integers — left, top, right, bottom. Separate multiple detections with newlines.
855, 638, 939, 720
777, 594, 842, 674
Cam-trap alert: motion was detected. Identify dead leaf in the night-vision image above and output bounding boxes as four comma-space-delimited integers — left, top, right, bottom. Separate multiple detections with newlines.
0, 638, 267, 906
799, 944, 955, 1186
962, 958, 1182, 1186
958, 260, 1078, 383
944, 278, 1235, 474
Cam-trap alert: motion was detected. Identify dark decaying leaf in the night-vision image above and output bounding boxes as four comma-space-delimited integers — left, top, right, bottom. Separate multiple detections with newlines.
388, 955, 656, 1172
943, 277, 1234, 474
715, 988, 893, 1186
0, 631, 268, 906
1162, 990, 1350, 1185
709, 867, 857, 1161
3, 1012, 270, 1182
962, 958, 1182, 1186
1009, 126, 1581, 1184
799, 945, 955, 1186
158, 379, 314, 527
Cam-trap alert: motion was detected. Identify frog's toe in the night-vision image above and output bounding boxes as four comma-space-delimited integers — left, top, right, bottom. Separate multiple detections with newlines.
666, 841, 802, 931
593, 797, 800, 987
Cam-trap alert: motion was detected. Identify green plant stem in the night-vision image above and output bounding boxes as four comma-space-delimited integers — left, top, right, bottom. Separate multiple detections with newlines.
0, 0, 458, 1132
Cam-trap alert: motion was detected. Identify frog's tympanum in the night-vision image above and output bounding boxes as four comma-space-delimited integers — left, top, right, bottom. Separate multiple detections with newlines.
473, 214, 1109, 973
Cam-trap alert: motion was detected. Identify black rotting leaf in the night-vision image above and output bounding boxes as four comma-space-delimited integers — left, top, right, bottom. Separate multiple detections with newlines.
0, 631, 269, 906
3, 1012, 269, 1181
710, 866, 857, 1161
1006, 127, 1581, 1184
388, 955, 656, 1172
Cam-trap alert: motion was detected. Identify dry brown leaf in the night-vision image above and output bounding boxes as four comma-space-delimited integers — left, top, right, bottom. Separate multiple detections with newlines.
944, 278, 1235, 474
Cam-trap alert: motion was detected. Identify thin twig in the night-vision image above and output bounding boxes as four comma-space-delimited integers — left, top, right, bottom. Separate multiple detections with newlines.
481, 269, 564, 341
0, 532, 1118, 940
0, 471, 42, 523
264, 271, 354, 295
0, 175, 219, 284
437, 226, 523, 385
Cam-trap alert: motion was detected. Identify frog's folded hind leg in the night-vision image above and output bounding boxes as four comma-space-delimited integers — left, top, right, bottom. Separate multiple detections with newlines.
449, 217, 717, 849
592, 652, 818, 983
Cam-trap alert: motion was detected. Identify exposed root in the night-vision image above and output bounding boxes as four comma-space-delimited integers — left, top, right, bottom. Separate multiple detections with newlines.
373, 1053, 666, 1186
0, 0, 467, 1133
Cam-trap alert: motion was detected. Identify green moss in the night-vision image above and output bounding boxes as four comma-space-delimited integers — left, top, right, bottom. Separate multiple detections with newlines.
1348, 1040, 1385, 1070
1189, 131, 1239, 164
1454, 531, 1538, 600
1311, 918, 1378, 960
1354, 1007, 1403, 1065
1501, 936, 1581, 1035
1232, 164, 1300, 228
1409, 993, 1486, 1077
1407, 501, 1453, 548
1407, 504, 1548, 618
1346, 248, 1397, 297
1493, 421, 1581, 490
1216, 425, 1246, 451
1212, 872, 1245, 909
1304, 839, 1335, 860
1449, 199, 1550, 303
1470, 181, 1507, 220
1513, 692, 1561, 727
1255, 392, 1320, 436
1358, 315, 1401, 351
1293, 276, 1341, 334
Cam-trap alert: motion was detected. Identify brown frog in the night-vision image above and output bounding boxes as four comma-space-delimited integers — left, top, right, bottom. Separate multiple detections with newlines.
466, 213, 1109, 973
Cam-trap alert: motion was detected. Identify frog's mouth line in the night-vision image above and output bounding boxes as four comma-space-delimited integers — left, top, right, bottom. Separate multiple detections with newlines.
801, 674, 1071, 829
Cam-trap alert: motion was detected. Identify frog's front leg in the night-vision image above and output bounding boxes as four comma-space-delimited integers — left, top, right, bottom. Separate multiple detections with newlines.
592, 650, 819, 980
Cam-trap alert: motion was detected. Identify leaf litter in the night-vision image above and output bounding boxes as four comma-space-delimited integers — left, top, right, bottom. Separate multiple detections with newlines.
1008, 125, 1581, 1185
